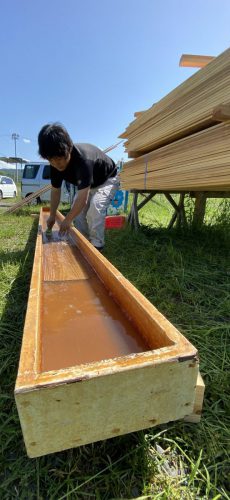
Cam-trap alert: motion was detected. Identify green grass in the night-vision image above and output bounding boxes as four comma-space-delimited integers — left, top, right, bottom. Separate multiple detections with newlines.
0, 195, 229, 499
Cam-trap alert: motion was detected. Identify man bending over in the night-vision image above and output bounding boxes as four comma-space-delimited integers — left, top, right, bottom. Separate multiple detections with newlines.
38, 123, 119, 251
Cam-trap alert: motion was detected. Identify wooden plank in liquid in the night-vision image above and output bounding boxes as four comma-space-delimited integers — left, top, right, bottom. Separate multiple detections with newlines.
43, 240, 89, 282
42, 216, 89, 282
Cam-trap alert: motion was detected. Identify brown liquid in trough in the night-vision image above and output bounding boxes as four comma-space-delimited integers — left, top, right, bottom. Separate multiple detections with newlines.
41, 278, 150, 372
40, 220, 151, 372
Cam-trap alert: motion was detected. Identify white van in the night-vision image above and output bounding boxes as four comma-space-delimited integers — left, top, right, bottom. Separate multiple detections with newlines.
21, 163, 70, 204
0, 175, 17, 199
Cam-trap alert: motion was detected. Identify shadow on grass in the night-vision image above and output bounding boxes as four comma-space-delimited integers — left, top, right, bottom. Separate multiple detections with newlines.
0, 217, 151, 499
104, 222, 230, 495
104, 223, 229, 310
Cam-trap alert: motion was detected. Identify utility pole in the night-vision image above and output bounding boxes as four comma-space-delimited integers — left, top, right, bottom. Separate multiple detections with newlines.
12, 133, 19, 182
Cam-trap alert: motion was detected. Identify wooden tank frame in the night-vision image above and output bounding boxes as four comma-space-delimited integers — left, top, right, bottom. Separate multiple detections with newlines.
15, 208, 204, 457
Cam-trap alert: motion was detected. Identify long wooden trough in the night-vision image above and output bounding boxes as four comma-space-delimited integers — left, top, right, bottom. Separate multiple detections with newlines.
15, 208, 203, 457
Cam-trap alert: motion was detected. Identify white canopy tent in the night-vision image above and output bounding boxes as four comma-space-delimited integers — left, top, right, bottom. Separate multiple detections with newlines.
0, 156, 30, 180
0, 160, 14, 170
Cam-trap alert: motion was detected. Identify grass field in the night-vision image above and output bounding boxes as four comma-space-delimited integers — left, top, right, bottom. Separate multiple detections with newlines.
0, 195, 229, 499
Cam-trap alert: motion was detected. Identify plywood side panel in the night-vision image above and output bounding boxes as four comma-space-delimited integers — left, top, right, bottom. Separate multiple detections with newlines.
15, 359, 198, 458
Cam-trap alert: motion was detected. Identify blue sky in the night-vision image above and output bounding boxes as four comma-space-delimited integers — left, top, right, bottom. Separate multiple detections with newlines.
0, 0, 230, 166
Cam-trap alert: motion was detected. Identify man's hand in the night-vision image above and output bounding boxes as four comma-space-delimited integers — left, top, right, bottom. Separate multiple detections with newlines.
58, 187, 90, 237
59, 217, 72, 236
47, 215, 56, 230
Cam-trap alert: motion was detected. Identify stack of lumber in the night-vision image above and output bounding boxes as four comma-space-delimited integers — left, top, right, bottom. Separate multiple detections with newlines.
119, 47, 230, 192
120, 123, 230, 191
120, 48, 230, 158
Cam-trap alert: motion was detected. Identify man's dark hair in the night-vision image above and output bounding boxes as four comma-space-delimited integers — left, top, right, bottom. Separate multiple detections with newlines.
38, 123, 73, 159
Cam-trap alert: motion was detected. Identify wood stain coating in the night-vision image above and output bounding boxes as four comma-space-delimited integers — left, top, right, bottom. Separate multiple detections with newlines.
40, 217, 152, 372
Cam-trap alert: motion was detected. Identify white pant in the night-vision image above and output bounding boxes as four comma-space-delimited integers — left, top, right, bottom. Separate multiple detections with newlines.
73, 175, 120, 247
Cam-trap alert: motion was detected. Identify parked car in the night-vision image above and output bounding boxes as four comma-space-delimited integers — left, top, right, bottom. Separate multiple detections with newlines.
21, 163, 70, 204
0, 175, 17, 199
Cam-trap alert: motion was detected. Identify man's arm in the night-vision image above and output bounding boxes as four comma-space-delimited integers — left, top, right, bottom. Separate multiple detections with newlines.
47, 187, 61, 229
59, 187, 90, 235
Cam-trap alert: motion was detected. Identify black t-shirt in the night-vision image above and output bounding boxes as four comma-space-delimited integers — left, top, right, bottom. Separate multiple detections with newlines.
51, 143, 117, 191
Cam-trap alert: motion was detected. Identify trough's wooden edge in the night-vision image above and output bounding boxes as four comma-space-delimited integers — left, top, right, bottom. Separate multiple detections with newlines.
15, 208, 199, 392
15, 353, 199, 393
15, 217, 42, 378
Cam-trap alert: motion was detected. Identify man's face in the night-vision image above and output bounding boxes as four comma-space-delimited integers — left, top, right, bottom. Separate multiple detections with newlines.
48, 153, 71, 171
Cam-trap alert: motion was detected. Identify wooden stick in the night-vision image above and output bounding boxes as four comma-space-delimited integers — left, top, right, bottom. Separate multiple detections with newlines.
4, 185, 51, 214
137, 192, 157, 211
179, 54, 215, 68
